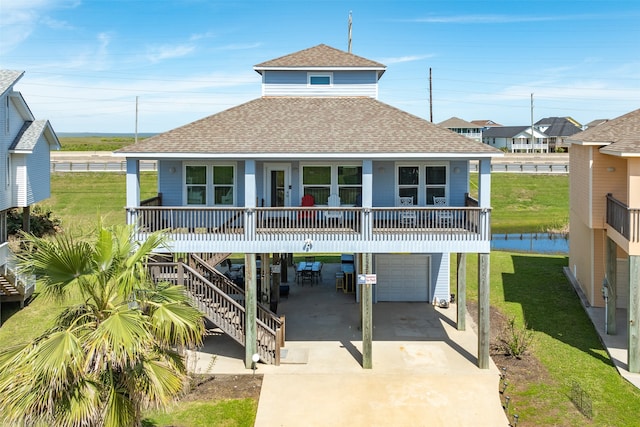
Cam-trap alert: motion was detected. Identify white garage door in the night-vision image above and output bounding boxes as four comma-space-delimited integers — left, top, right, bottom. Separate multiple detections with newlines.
376, 255, 429, 302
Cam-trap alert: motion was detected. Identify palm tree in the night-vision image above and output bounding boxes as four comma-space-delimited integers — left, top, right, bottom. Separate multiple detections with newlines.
0, 225, 205, 427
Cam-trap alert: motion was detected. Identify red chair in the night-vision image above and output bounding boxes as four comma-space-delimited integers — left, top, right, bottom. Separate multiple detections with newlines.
298, 194, 315, 225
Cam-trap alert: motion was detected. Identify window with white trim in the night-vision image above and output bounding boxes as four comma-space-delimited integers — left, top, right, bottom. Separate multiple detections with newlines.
398, 166, 419, 204
213, 165, 234, 205
301, 164, 362, 205
308, 72, 332, 86
338, 166, 362, 205
425, 165, 446, 204
185, 165, 207, 205
396, 163, 448, 205
184, 164, 235, 206
302, 166, 331, 205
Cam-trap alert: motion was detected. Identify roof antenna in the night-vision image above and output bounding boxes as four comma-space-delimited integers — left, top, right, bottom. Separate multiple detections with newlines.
348, 11, 352, 53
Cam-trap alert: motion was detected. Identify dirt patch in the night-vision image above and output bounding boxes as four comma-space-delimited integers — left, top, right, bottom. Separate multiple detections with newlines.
183, 374, 263, 401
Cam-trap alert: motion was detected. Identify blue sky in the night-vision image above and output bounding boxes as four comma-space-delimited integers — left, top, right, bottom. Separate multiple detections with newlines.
2, 0, 639, 133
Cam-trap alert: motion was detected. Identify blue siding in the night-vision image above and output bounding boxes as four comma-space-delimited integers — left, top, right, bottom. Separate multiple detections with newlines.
158, 160, 182, 206
372, 161, 395, 206
263, 70, 377, 85
430, 253, 451, 303
449, 160, 469, 206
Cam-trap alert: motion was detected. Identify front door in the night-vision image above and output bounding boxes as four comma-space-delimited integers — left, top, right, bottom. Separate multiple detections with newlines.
265, 164, 291, 207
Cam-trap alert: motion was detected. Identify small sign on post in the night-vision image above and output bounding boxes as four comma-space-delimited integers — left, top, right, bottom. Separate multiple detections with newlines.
357, 274, 377, 285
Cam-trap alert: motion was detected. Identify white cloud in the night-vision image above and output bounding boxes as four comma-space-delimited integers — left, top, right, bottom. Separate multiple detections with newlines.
380, 54, 434, 64
146, 44, 196, 63
0, 0, 80, 54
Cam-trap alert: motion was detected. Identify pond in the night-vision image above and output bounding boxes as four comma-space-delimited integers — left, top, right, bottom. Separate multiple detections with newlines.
491, 233, 569, 254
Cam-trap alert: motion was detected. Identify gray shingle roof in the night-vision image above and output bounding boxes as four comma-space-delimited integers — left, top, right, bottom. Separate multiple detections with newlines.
0, 70, 24, 97
10, 120, 59, 152
117, 97, 501, 157
569, 108, 640, 156
254, 44, 386, 71
482, 126, 530, 138
534, 117, 582, 137
438, 117, 482, 129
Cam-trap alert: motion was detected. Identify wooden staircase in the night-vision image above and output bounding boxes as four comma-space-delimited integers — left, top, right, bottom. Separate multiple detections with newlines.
148, 254, 285, 365
0, 270, 34, 308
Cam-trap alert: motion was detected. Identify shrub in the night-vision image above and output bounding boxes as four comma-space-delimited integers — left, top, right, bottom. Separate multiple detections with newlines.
495, 317, 535, 359
7, 206, 62, 237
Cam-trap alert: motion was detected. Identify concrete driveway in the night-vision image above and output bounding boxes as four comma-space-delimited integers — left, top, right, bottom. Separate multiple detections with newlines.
191, 263, 509, 426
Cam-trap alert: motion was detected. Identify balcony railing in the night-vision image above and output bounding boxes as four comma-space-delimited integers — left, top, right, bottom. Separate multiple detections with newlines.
127, 205, 491, 246
607, 193, 640, 243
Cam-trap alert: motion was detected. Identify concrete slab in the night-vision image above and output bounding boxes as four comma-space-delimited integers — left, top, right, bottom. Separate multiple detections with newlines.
188, 263, 509, 426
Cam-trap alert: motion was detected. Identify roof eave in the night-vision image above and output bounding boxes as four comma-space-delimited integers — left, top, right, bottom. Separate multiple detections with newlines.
566, 139, 612, 146
114, 151, 502, 160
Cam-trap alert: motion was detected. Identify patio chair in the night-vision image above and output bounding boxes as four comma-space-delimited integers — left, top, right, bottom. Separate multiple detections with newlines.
324, 194, 343, 225
433, 196, 453, 227
298, 194, 316, 225
398, 196, 416, 226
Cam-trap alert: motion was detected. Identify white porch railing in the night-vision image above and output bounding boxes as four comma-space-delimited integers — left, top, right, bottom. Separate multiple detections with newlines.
127, 206, 491, 248
511, 142, 548, 152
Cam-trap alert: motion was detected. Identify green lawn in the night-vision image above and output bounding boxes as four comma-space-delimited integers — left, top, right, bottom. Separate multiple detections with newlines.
45, 172, 157, 232
58, 136, 142, 151
460, 252, 640, 426
471, 173, 569, 234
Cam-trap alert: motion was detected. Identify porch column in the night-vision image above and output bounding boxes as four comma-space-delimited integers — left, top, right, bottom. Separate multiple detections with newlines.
362, 252, 373, 369
126, 158, 140, 208
478, 253, 490, 369
362, 161, 373, 240
244, 253, 258, 369
606, 237, 617, 335
456, 253, 466, 331
261, 253, 270, 306
22, 206, 30, 234
629, 255, 640, 373
244, 160, 256, 241
477, 158, 491, 208
271, 253, 281, 313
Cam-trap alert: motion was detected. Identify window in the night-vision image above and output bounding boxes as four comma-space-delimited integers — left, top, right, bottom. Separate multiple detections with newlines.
396, 163, 448, 205
184, 164, 235, 205
213, 165, 234, 205
186, 165, 207, 205
338, 166, 362, 205
308, 73, 332, 86
302, 166, 331, 204
398, 166, 419, 204
425, 165, 446, 204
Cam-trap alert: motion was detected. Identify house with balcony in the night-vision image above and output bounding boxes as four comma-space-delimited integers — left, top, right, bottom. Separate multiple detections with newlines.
566, 108, 640, 373
115, 44, 502, 368
0, 70, 60, 313
535, 116, 582, 152
438, 117, 484, 142
482, 125, 548, 153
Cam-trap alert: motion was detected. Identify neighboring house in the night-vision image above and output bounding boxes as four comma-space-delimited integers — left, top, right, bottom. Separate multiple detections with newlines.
585, 119, 609, 129
535, 116, 582, 152
471, 119, 502, 129
116, 44, 502, 368
0, 70, 61, 311
566, 108, 640, 373
438, 117, 483, 142
482, 125, 548, 153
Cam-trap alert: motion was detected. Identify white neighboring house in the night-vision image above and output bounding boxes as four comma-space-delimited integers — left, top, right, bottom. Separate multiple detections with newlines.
482, 125, 548, 153
438, 117, 484, 142
0, 70, 61, 310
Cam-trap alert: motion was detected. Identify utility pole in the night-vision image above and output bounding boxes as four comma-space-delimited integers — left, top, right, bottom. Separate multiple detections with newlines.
530, 93, 534, 153
429, 68, 433, 122
135, 96, 139, 144
348, 11, 352, 53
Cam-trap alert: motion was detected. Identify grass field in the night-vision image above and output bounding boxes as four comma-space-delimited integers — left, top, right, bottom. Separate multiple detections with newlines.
58, 136, 142, 151
471, 173, 569, 234
46, 172, 157, 232
461, 252, 640, 426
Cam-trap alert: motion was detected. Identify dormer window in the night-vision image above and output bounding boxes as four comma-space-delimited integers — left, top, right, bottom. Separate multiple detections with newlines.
308, 73, 332, 86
